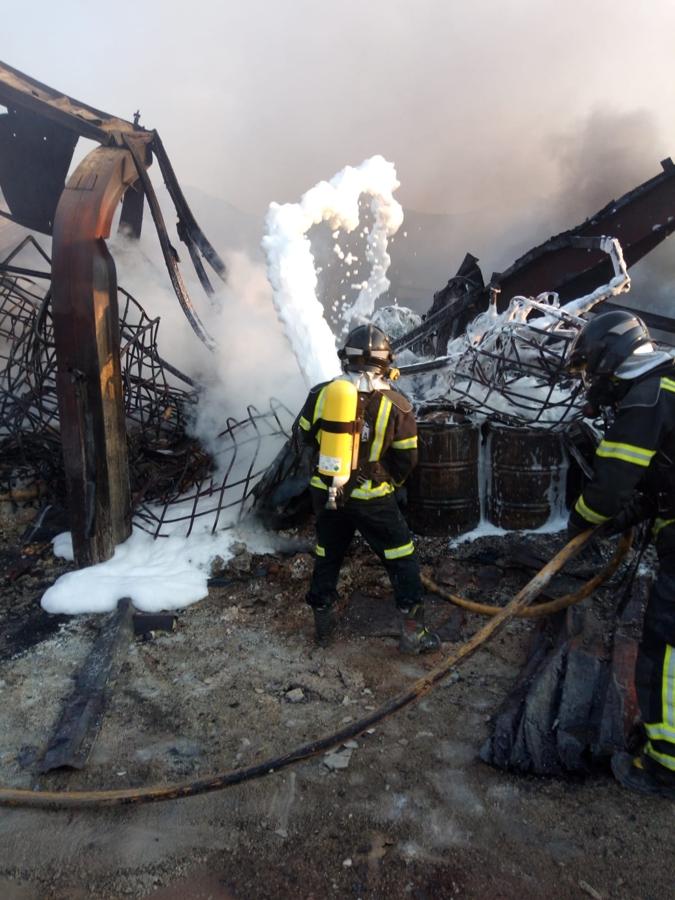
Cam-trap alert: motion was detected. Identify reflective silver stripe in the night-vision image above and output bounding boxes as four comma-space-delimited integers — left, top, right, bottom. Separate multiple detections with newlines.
315, 544, 326, 558
596, 440, 655, 467
391, 436, 417, 450
369, 396, 392, 462
645, 723, 675, 742
574, 494, 609, 525
384, 541, 414, 560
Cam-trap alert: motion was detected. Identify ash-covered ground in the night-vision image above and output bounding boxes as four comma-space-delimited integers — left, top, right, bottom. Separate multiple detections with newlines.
0, 513, 671, 900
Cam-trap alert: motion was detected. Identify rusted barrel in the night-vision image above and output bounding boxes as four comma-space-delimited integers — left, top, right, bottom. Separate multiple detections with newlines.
407, 420, 480, 536
487, 423, 565, 530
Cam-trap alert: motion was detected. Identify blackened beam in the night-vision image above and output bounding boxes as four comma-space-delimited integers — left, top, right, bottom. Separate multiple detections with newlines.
391, 290, 479, 352
38, 598, 134, 772
0, 59, 152, 147
396, 157, 675, 351
123, 136, 216, 350
491, 157, 675, 307
0, 262, 51, 280
152, 133, 227, 283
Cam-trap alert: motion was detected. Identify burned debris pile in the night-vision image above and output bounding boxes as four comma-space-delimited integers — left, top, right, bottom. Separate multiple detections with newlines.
0, 236, 293, 538
0, 59, 295, 548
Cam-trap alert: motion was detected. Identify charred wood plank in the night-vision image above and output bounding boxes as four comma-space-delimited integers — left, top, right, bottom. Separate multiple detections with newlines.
38, 598, 134, 773
52, 146, 137, 565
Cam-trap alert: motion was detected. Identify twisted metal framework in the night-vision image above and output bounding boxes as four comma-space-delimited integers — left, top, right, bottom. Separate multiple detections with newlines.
134, 400, 294, 538
0, 239, 293, 535
443, 317, 584, 428
405, 298, 586, 430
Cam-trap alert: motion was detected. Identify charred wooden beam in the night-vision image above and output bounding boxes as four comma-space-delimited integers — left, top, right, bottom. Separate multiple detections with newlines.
51, 145, 141, 565
0, 59, 151, 146
38, 598, 134, 773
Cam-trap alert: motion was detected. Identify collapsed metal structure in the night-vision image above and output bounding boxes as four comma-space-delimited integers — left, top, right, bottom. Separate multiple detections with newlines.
0, 60, 294, 555
2, 59, 675, 570
400, 236, 632, 429
0, 61, 226, 565
395, 157, 675, 357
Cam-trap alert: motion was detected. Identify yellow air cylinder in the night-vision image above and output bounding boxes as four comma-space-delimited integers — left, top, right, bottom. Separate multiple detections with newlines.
318, 378, 359, 483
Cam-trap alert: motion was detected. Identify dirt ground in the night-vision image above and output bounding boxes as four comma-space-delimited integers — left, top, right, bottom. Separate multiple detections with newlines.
0, 515, 672, 900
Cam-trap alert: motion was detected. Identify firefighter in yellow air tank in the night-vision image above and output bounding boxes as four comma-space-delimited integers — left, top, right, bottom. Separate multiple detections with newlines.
296, 324, 441, 654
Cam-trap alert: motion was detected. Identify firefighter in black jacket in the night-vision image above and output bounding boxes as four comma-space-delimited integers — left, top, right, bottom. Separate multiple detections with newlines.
566, 310, 675, 798
297, 324, 440, 655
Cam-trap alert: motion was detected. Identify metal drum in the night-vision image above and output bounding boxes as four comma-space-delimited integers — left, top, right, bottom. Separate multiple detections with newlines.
407, 420, 480, 536
487, 423, 565, 530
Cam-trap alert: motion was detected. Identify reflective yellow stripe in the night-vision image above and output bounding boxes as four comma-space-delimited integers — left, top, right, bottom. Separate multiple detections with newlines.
369, 396, 392, 462
664, 644, 675, 729
384, 541, 414, 560
314, 544, 326, 558
661, 377, 675, 394
574, 494, 610, 525
643, 646, 675, 770
350, 480, 394, 500
310, 475, 327, 490
311, 386, 328, 443
645, 741, 675, 771
653, 517, 675, 537
298, 415, 311, 431
596, 439, 656, 467
391, 436, 417, 450
313, 387, 327, 424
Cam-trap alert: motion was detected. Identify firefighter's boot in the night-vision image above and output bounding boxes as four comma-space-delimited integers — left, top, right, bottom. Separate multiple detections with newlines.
313, 605, 337, 647
611, 751, 675, 799
399, 604, 441, 655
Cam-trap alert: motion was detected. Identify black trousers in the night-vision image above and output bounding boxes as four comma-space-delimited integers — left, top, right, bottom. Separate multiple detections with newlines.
307, 488, 423, 610
635, 523, 675, 772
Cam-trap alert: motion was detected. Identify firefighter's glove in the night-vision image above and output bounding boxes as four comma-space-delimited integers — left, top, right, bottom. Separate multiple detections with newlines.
604, 494, 653, 536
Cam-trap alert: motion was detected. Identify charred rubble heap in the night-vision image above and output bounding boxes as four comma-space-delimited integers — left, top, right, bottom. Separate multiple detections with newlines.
2, 59, 675, 779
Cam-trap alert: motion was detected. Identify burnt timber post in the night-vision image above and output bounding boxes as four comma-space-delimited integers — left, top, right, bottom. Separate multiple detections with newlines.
52, 144, 147, 566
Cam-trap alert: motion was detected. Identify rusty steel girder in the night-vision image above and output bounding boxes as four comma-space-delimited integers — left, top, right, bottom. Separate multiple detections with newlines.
51, 144, 146, 565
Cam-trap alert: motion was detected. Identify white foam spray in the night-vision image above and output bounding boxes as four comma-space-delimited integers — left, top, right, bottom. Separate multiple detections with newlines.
262, 155, 403, 387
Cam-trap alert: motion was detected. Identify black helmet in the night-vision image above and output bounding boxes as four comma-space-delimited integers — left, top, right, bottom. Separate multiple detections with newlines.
338, 324, 393, 373
566, 310, 651, 379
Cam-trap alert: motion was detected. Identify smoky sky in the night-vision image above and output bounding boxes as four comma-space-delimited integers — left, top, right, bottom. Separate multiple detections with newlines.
5, 0, 675, 286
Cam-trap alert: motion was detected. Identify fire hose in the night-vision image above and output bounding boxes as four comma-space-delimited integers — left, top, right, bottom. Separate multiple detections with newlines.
422, 530, 633, 618
0, 528, 630, 809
